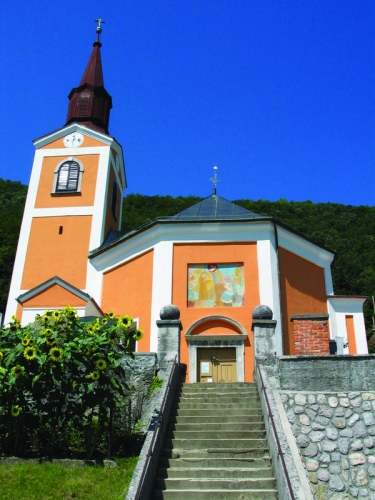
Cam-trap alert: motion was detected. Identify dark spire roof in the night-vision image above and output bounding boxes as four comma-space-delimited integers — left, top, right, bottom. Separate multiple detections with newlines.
166, 194, 266, 221
65, 39, 112, 134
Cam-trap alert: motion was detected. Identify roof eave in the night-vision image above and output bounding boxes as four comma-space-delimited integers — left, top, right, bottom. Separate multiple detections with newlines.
88, 215, 333, 258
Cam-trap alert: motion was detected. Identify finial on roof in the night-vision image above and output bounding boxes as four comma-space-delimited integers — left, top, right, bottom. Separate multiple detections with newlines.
210, 165, 221, 195
94, 18, 105, 46
65, 19, 112, 134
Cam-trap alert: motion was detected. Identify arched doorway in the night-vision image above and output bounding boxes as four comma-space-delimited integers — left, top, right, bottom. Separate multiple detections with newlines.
185, 316, 248, 383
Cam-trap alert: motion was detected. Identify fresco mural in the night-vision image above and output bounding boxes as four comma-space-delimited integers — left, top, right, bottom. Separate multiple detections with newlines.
188, 263, 245, 308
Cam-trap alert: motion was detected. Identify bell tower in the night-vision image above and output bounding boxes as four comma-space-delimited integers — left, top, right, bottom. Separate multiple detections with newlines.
5, 22, 126, 324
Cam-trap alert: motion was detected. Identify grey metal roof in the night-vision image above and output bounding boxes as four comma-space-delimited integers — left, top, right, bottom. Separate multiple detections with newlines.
165, 195, 266, 221
89, 194, 334, 258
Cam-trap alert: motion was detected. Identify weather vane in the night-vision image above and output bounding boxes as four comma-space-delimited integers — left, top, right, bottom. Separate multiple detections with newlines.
95, 18, 105, 42
210, 165, 221, 195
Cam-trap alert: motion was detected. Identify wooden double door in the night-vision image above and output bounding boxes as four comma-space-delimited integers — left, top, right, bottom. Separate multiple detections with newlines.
197, 347, 237, 383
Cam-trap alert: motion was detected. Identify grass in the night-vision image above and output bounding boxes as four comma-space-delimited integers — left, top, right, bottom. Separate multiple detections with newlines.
0, 456, 138, 500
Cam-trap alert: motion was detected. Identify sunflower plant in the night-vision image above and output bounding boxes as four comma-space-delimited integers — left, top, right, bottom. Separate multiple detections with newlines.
0, 309, 141, 458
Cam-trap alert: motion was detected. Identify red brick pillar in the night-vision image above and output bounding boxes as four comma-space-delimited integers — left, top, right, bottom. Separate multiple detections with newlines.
290, 314, 330, 355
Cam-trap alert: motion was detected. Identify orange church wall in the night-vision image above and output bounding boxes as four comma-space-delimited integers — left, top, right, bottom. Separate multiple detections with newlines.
21, 216, 92, 290
346, 315, 357, 354
21, 284, 87, 308
40, 135, 106, 149
15, 303, 23, 321
35, 155, 99, 208
279, 247, 328, 354
101, 250, 154, 352
103, 166, 121, 237
172, 243, 259, 383
190, 320, 242, 336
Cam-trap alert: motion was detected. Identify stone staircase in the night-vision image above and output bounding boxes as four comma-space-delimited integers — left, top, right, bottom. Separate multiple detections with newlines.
152, 382, 278, 499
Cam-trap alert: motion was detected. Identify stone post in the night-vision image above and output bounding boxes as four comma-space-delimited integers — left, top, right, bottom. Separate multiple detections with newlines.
156, 304, 181, 377
252, 305, 277, 374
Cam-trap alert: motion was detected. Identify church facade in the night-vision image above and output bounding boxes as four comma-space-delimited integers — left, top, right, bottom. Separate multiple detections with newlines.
5, 34, 367, 383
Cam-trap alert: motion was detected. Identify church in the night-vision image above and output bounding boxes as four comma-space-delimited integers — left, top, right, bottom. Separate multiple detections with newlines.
5, 29, 368, 383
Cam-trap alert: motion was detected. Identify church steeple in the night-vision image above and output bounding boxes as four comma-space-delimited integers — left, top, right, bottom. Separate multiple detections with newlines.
66, 20, 112, 134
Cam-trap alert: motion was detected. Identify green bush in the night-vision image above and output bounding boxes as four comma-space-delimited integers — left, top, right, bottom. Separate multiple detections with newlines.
0, 308, 144, 458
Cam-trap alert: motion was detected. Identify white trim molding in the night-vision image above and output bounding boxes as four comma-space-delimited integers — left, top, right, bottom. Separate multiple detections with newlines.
327, 296, 368, 354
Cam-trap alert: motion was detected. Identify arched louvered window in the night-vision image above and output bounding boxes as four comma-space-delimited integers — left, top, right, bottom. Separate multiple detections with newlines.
111, 180, 118, 219
53, 158, 83, 194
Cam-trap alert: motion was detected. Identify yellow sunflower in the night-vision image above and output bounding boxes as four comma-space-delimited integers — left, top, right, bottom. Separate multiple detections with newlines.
12, 365, 24, 377
95, 359, 107, 371
90, 370, 100, 381
133, 329, 144, 341
117, 315, 133, 330
49, 347, 64, 362
107, 312, 115, 319
23, 346, 37, 361
41, 315, 50, 325
86, 326, 95, 335
11, 405, 21, 417
28, 338, 35, 345
21, 337, 30, 346
52, 310, 61, 320
9, 324, 18, 332
101, 317, 108, 325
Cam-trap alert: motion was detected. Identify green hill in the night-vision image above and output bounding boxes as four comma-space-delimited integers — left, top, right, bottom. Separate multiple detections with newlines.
1, 181, 374, 336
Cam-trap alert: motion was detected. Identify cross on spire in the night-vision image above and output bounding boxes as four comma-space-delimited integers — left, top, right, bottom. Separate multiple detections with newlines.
210, 165, 221, 195
95, 18, 105, 42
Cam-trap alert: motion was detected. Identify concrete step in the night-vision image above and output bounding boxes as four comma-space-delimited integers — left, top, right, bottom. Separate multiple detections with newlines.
178, 390, 259, 398
158, 466, 275, 479
170, 408, 263, 418
177, 384, 257, 394
164, 438, 268, 450
153, 489, 279, 499
169, 414, 263, 429
180, 383, 256, 389
159, 457, 272, 469
161, 448, 271, 460
172, 401, 260, 410
175, 395, 260, 404
165, 430, 266, 440
155, 477, 277, 490
167, 421, 265, 431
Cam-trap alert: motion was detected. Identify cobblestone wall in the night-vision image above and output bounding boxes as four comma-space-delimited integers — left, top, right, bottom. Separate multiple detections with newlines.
282, 391, 375, 499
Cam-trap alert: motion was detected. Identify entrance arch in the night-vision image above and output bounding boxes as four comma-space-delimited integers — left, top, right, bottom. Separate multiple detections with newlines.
185, 315, 248, 383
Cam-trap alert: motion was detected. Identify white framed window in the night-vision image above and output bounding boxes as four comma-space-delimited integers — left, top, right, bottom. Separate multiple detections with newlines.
52, 157, 84, 194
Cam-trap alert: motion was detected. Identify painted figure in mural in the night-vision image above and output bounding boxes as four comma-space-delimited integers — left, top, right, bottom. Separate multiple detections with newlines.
221, 275, 235, 306
198, 271, 210, 300
188, 263, 245, 308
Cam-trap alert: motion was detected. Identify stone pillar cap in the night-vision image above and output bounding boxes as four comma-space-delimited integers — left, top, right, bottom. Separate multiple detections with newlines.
252, 304, 273, 320
159, 304, 180, 320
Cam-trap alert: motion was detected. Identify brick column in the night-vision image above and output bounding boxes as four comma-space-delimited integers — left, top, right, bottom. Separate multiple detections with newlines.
290, 313, 330, 355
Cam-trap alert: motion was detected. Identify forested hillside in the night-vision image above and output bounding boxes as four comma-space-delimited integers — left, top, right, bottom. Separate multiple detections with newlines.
0, 179, 28, 316
1, 180, 374, 334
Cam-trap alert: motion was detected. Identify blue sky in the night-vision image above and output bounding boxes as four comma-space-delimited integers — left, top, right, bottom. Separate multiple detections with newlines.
2, 1, 374, 205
